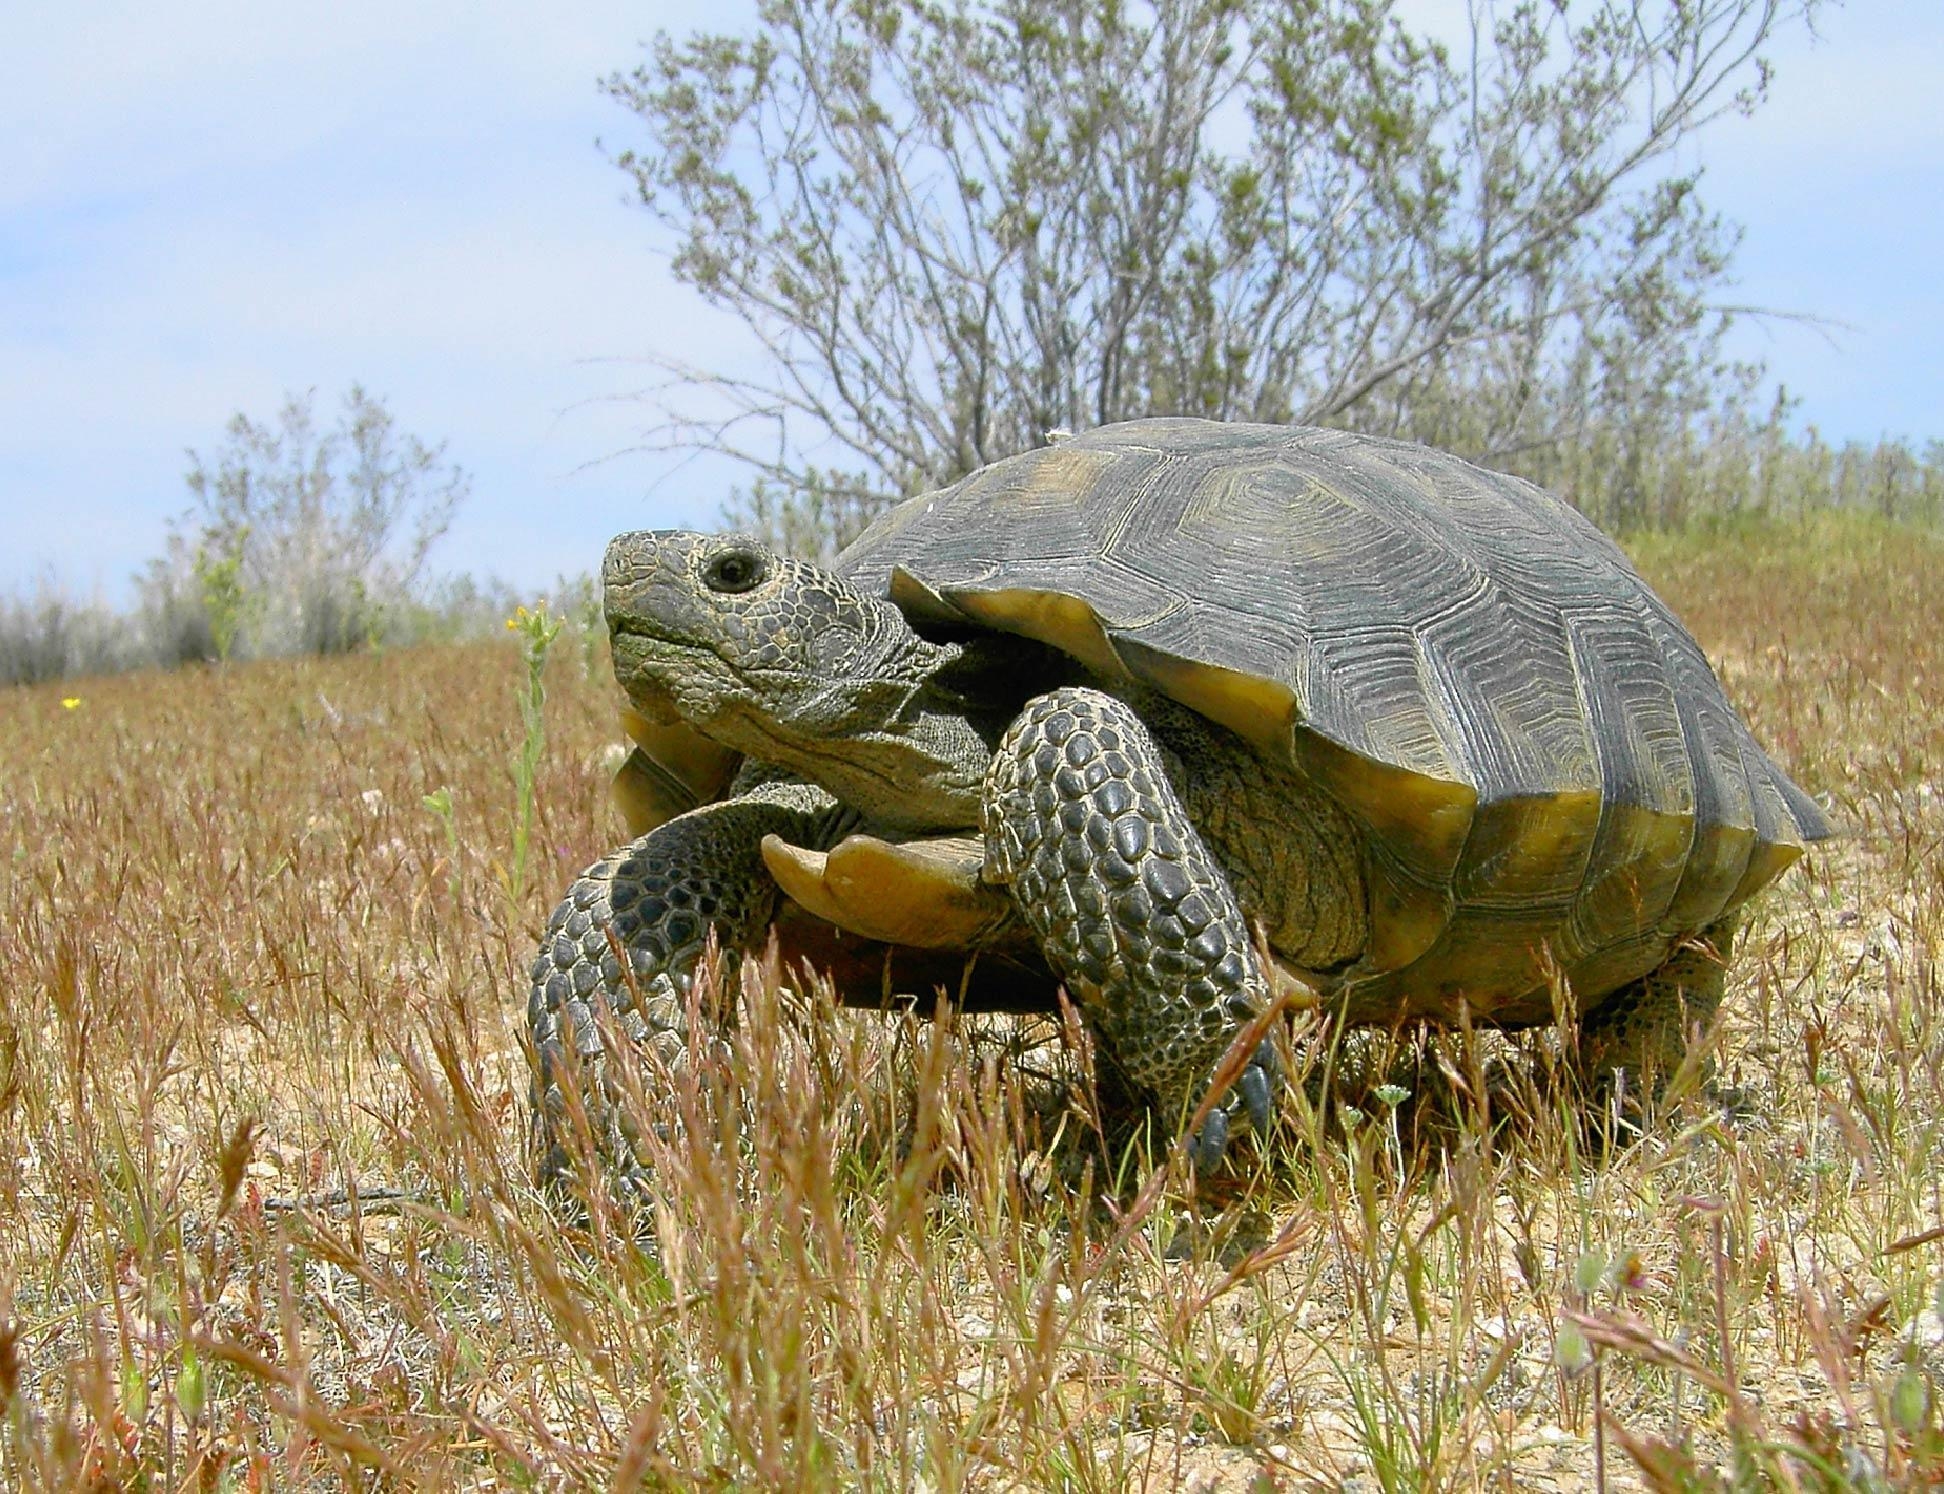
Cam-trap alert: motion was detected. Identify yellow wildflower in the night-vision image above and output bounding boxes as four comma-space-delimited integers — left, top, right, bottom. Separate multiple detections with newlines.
61, 697, 81, 710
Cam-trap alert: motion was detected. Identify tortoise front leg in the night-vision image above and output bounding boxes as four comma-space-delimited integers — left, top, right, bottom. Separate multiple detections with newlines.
527, 780, 842, 1203
983, 688, 1280, 1169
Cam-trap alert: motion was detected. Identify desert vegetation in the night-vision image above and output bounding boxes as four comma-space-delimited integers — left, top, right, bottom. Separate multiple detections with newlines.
1, 510, 1939, 1488
6, 0, 1940, 1486
612, 0, 1901, 557
0, 386, 512, 690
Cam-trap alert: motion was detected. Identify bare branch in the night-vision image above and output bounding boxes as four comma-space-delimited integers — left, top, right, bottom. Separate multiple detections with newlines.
606, 0, 1823, 549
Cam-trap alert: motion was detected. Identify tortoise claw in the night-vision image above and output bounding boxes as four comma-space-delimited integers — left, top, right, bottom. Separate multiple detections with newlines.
1238, 1055, 1275, 1139
1189, 1038, 1283, 1171
1189, 1106, 1230, 1172
1234, 1035, 1283, 1140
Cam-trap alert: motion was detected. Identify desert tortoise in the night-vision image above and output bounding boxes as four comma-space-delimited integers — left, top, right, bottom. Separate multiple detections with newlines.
528, 419, 1828, 1195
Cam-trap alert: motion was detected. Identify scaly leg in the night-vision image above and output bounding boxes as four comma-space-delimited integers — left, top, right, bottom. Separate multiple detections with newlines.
1578, 917, 1737, 1112
527, 779, 842, 1203
983, 688, 1280, 1168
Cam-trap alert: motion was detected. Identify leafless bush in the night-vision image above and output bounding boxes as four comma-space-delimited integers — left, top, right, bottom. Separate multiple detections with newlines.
141, 384, 470, 660
608, 0, 1830, 553
0, 578, 133, 687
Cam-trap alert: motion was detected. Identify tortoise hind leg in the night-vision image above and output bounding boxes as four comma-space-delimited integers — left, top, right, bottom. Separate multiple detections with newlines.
1577, 917, 1738, 1110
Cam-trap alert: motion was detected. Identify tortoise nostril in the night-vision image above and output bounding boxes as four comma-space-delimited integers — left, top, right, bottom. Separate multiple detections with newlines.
603, 533, 659, 584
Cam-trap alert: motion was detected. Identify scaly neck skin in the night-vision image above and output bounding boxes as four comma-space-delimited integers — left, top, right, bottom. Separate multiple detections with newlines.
756, 678, 999, 832
655, 628, 1026, 835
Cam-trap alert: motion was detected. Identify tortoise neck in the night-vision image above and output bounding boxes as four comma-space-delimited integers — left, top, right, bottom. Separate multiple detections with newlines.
692, 629, 983, 833
733, 633, 1075, 834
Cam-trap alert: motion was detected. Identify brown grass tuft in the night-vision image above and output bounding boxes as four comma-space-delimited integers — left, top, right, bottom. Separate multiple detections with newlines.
2, 514, 1941, 1488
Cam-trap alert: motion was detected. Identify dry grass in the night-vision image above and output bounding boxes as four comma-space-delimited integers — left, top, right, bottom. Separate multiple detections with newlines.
2, 511, 1940, 1490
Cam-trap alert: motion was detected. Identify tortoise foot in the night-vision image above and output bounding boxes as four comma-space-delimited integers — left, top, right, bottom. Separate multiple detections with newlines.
1578, 917, 1737, 1115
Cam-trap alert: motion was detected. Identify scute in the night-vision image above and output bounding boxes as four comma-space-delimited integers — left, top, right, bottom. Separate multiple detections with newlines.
761, 833, 1014, 949
1108, 640, 1294, 760
839, 418, 1828, 987
612, 708, 744, 838
939, 587, 1133, 683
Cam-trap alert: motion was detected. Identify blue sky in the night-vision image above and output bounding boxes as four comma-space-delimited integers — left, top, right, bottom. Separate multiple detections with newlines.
3, 1, 1939, 603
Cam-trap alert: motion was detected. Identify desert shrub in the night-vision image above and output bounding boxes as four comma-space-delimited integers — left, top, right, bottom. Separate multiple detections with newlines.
138, 385, 471, 662
0, 578, 132, 687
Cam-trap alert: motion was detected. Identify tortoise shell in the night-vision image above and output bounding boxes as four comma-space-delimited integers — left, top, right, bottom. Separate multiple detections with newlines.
826, 419, 1827, 1017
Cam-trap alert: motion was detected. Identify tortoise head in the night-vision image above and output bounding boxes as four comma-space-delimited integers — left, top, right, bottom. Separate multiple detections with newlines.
602, 531, 993, 827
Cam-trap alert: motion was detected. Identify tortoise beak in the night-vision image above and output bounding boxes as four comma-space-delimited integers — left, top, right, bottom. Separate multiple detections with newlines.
603, 530, 702, 632
603, 532, 692, 722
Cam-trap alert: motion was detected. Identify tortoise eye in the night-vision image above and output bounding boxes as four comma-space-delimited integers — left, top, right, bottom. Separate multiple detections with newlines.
703, 548, 765, 595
